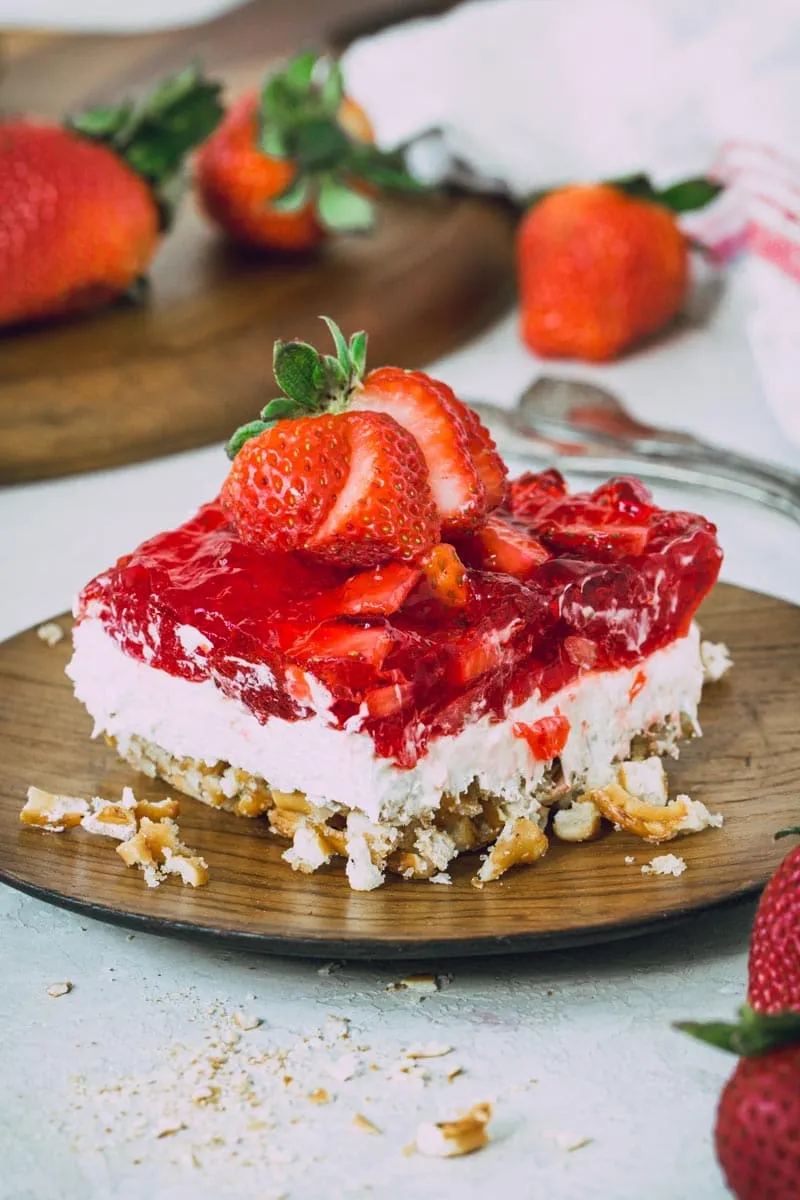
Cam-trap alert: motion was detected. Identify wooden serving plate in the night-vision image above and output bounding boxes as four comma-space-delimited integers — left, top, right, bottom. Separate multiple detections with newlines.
0, 0, 515, 484
1, 583, 798, 959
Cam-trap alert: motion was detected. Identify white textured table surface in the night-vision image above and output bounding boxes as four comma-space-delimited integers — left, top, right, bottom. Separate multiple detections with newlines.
2, 275, 799, 1200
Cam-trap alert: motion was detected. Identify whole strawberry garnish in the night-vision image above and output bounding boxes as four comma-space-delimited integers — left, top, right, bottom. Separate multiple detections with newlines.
0, 64, 223, 327
679, 829, 800, 1200
748, 828, 800, 1015
518, 177, 720, 362
222, 317, 506, 565
196, 51, 423, 250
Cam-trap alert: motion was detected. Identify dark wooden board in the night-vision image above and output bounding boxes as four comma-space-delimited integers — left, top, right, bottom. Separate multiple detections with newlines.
1, 583, 798, 959
0, 0, 515, 484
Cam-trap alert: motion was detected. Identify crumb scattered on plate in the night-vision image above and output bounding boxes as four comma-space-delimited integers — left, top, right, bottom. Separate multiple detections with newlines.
46, 981, 72, 998
36, 621, 65, 647
642, 853, 687, 877
415, 1102, 492, 1158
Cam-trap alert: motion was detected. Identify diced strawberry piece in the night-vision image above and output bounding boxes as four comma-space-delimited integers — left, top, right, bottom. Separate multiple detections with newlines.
508, 469, 568, 518
456, 512, 550, 579
355, 367, 486, 533
563, 635, 598, 669
419, 543, 470, 607
309, 563, 421, 619
629, 669, 647, 701
513, 714, 571, 761
447, 631, 504, 684
364, 681, 415, 718
289, 621, 394, 669
306, 411, 440, 566
592, 476, 654, 519
539, 520, 650, 557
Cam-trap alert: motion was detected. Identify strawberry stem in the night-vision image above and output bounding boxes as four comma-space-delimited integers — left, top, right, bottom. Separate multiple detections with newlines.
776, 826, 800, 840
226, 316, 367, 458
676, 1005, 800, 1056
67, 61, 224, 229
257, 51, 427, 233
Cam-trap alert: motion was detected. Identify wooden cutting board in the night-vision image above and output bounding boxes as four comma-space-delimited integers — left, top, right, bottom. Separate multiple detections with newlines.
0, 0, 516, 484
1, 583, 798, 959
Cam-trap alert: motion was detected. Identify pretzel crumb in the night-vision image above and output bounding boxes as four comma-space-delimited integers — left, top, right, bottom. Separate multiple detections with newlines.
46, 981, 72, 998
416, 1101, 492, 1158
233, 1012, 262, 1031
642, 853, 687, 877
37, 622, 65, 647
308, 1088, 331, 1106
352, 1113, 381, 1135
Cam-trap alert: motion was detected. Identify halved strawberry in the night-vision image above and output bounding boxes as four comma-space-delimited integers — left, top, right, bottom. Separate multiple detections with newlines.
455, 512, 550, 579
419, 543, 469, 608
309, 562, 421, 620
354, 366, 486, 533
306, 411, 439, 565
513, 714, 571, 761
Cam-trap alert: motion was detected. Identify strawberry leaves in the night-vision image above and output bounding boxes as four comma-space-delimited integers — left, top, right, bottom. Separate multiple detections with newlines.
226, 317, 368, 458
608, 173, 723, 213
68, 61, 224, 228
677, 1006, 800, 1057
257, 50, 427, 233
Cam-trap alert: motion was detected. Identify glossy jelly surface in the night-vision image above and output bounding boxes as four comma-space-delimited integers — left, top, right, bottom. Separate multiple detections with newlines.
78, 471, 722, 767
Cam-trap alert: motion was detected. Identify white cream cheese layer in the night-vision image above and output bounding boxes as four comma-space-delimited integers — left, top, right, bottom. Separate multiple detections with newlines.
68, 618, 703, 826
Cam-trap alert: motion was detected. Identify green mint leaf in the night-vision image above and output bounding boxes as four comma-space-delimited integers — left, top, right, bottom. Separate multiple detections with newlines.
270, 178, 310, 213
284, 51, 319, 94
317, 178, 374, 233
273, 340, 325, 408
320, 316, 351, 374
260, 397, 305, 424
226, 420, 269, 459
658, 177, 723, 213
320, 59, 345, 115
348, 330, 367, 379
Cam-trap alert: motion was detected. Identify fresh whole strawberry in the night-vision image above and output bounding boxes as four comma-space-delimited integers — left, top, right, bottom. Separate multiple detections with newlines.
748, 828, 800, 1015
222, 317, 506, 566
0, 64, 223, 327
679, 829, 800, 1200
517, 177, 720, 362
196, 51, 424, 250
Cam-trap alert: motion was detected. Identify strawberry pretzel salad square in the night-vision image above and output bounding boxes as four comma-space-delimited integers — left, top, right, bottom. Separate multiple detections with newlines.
67, 320, 728, 890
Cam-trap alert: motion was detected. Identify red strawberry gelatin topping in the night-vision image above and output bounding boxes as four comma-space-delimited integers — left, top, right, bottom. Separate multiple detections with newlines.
78, 470, 722, 768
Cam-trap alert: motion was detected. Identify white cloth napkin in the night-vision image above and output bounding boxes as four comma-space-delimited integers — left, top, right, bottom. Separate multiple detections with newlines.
343, 0, 800, 450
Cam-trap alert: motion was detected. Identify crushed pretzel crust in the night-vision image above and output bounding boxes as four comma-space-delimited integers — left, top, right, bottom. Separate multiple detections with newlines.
103, 702, 722, 891
21, 786, 207, 889
416, 1102, 492, 1158
700, 640, 733, 683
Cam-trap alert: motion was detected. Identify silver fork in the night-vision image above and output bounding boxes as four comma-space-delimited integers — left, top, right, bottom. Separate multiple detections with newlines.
469, 377, 800, 523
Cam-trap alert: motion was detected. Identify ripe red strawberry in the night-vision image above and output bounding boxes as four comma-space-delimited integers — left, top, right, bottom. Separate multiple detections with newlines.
0, 64, 222, 327
419, 543, 469, 607
715, 1047, 800, 1200
222, 318, 440, 567
355, 367, 490, 533
196, 51, 423, 250
748, 829, 800, 1016
308, 563, 422, 619
518, 183, 689, 362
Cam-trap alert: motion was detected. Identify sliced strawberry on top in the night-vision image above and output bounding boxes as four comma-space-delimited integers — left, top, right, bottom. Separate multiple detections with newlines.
306, 411, 440, 566
454, 512, 550, 579
406, 372, 507, 510
354, 366, 486, 534
538, 518, 650, 558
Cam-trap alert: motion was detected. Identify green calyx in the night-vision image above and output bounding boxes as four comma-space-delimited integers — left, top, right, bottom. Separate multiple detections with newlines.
606, 172, 723, 214
67, 61, 224, 228
258, 50, 426, 233
776, 826, 800, 840
676, 1005, 800, 1057
226, 316, 367, 458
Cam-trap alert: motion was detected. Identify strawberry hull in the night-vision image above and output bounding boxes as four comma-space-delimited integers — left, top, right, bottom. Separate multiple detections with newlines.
76, 474, 722, 770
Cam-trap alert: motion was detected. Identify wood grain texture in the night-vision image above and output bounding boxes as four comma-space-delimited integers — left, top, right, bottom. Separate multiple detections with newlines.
1, 583, 798, 959
0, 0, 515, 484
